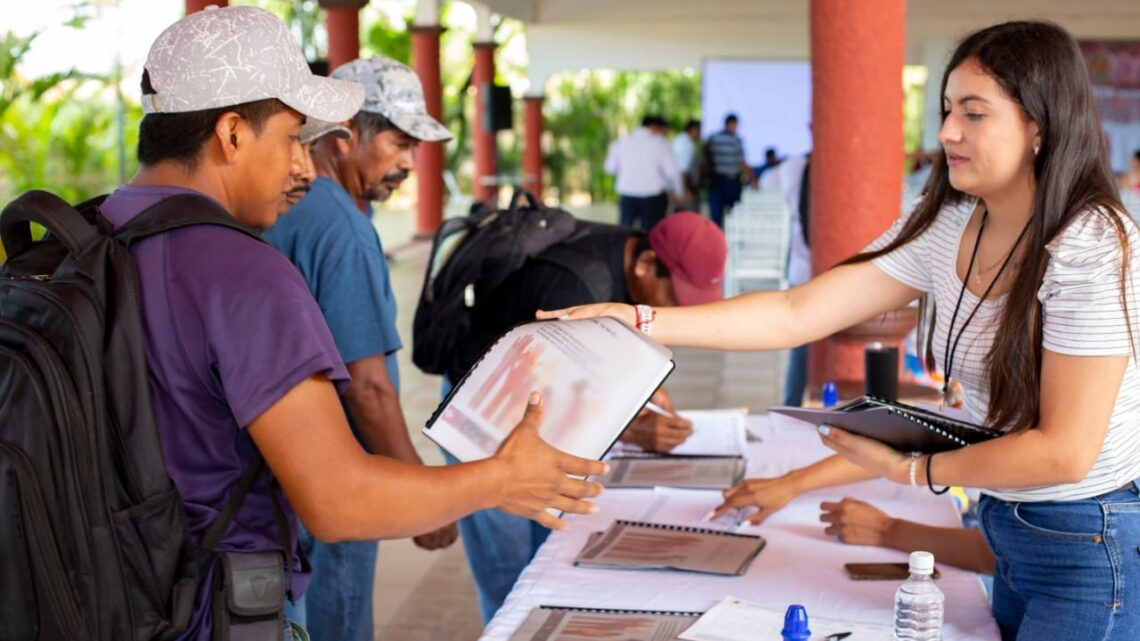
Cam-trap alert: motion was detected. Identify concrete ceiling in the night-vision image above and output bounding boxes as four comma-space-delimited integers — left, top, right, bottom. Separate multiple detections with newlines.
480, 0, 1140, 83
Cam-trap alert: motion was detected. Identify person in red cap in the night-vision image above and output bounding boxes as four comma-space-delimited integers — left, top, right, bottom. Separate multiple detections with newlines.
440, 210, 728, 622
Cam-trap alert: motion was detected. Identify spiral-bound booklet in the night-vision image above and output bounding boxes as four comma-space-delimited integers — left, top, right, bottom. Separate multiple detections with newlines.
771, 395, 1002, 453
597, 455, 747, 490
424, 318, 674, 462
508, 606, 702, 641
573, 519, 766, 576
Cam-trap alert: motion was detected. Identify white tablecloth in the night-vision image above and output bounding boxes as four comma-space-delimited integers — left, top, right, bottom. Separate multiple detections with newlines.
480, 414, 1001, 641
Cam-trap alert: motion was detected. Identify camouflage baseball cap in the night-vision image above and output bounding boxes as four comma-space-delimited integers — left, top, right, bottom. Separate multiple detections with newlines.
300, 119, 352, 144
141, 6, 363, 124
330, 57, 452, 142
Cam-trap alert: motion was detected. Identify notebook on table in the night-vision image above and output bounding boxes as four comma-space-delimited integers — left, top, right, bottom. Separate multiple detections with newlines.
597, 455, 747, 490
423, 317, 674, 463
573, 519, 766, 576
508, 606, 703, 641
771, 395, 1002, 453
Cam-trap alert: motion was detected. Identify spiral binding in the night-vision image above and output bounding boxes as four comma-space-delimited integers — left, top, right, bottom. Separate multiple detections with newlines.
862, 395, 999, 444
614, 519, 763, 540
537, 605, 703, 617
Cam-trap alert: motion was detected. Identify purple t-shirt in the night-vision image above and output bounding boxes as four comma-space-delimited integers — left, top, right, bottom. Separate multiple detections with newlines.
100, 185, 350, 641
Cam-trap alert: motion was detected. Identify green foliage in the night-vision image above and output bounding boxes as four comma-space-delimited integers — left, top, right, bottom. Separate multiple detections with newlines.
541, 69, 701, 203
0, 27, 136, 209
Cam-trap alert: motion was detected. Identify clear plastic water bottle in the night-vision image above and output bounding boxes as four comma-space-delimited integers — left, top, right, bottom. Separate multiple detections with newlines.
894, 551, 944, 640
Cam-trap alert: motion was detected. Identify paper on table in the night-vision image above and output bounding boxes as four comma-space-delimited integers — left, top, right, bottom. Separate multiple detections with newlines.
671, 409, 749, 456
679, 596, 894, 641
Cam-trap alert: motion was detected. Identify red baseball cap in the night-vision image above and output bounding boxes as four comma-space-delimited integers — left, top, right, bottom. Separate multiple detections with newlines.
648, 212, 728, 306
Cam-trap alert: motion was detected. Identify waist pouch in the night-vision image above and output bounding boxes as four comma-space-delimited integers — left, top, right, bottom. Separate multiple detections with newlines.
211, 551, 285, 641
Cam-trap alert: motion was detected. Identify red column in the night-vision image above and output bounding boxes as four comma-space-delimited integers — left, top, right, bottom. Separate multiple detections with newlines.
523, 96, 544, 197
808, 0, 906, 393
185, 0, 225, 14
412, 26, 445, 237
325, 7, 360, 73
473, 42, 498, 205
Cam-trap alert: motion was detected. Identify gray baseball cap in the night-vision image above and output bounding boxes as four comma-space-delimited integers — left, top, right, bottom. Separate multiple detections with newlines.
330, 57, 452, 142
141, 6, 364, 125
300, 119, 352, 144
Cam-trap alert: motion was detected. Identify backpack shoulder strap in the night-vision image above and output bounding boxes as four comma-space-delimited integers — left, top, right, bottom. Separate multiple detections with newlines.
113, 194, 262, 248
0, 190, 100, 258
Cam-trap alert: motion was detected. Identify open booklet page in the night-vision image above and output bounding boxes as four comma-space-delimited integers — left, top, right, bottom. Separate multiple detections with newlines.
598, 456, 746, 490
574, 520, 766, 576
509, 607, 701, 641
424, 317, 674, 462
612, 408, 747, 457
679, 596, 893, 641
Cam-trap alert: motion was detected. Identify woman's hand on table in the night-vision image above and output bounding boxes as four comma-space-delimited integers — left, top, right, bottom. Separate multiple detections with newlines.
711, 474, 802, 525
819, 498, 896, 547
817, 426, 910, 485
536, 302, 636, 327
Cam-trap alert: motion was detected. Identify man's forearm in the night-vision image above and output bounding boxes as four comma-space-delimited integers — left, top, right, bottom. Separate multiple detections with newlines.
344, 384, 422, 464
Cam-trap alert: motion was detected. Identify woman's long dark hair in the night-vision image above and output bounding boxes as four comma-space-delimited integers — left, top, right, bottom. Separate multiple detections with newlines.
848, 20, 1133, 431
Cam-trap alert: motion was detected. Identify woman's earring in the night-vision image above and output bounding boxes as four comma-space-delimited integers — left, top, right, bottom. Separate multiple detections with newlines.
1033, 144, 1040, 156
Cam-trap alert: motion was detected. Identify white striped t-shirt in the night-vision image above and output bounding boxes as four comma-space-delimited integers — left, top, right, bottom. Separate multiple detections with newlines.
869, 196, 1140, 502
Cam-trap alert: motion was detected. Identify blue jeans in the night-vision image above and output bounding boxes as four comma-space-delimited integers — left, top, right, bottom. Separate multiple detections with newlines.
782, 344, 809, 406
977, 482, 1140, 641
439, 377, 550, 623
707, 173, 742, 228
291, 524, 376, 641
442, 450, 549, 623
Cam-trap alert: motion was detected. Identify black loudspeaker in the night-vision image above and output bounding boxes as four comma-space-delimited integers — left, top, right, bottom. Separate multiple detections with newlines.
482, 83, 513, 132
864, 343, 900, 401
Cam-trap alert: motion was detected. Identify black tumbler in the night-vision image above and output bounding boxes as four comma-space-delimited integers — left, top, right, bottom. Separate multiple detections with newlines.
864, 343, 899, 401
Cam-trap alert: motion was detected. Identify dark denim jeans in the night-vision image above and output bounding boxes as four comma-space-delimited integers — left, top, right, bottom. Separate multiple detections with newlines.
438, 377, 549, 623
287, 524, 376, 641
707, 173, 742, 228
978, 482, 1140, 641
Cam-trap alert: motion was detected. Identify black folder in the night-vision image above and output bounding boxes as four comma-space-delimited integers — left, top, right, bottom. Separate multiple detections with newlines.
771, 396, 1002, 453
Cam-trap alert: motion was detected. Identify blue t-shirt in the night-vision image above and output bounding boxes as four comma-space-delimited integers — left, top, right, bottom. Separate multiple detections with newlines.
263, 177, 402, 392
100, 184, 350, 641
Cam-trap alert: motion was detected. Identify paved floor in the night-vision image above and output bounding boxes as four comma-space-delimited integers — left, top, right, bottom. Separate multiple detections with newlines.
365, 203, 788, 640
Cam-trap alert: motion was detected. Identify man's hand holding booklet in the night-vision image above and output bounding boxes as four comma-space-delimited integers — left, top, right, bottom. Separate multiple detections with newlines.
424, 316, 675, 467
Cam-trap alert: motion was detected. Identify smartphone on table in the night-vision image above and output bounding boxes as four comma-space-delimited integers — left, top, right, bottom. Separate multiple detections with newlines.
844, 562, 940, 580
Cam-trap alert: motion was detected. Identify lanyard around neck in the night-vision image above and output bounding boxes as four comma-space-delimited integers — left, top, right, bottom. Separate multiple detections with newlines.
942, 209, 1032, 399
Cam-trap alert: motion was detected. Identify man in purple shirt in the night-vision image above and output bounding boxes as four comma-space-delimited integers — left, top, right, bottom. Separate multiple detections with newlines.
113, 7, 606, 641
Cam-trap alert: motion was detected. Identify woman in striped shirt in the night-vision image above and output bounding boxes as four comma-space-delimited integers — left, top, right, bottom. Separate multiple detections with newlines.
543, 20, 1140, 641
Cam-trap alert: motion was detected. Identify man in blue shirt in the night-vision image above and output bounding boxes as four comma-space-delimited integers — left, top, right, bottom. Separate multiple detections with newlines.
706, 113, 758, 227
263, 57, 458, 641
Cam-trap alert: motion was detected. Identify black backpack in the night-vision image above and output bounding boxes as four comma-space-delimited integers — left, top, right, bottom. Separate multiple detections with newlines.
412, 190, 622, 381
0, 191, 281, 641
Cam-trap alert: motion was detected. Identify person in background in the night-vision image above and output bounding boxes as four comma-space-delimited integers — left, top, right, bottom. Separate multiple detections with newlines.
263, 57, 460, 641
754, 146, 783, 182
706, 113, 757, 228
672, 119, 702, 211
605, 115, 681, 230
